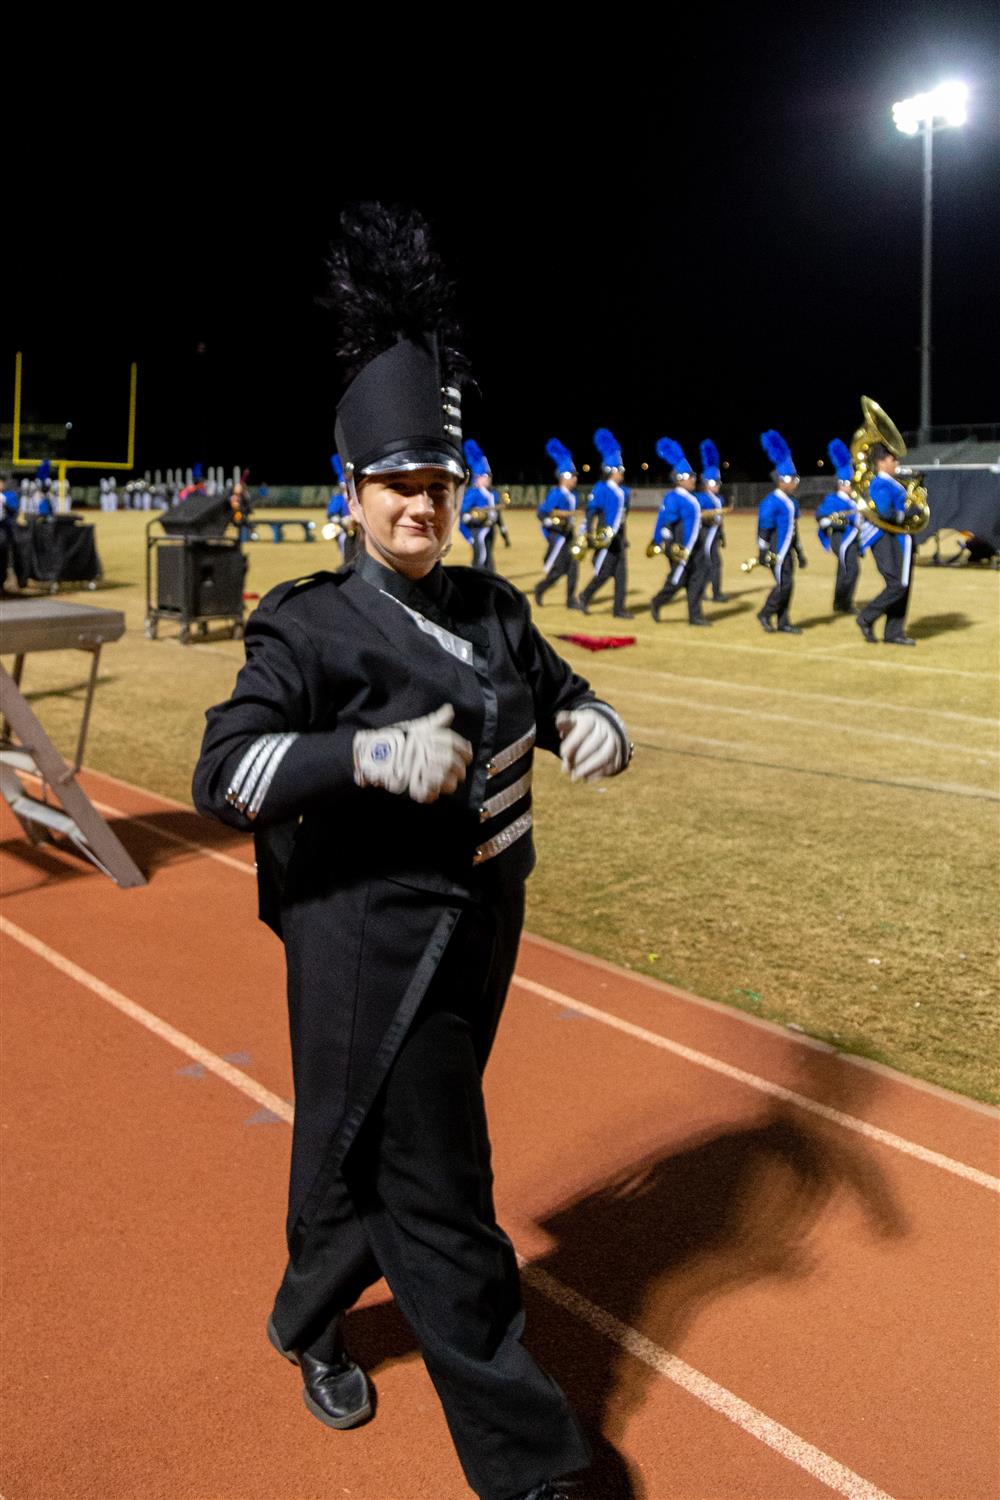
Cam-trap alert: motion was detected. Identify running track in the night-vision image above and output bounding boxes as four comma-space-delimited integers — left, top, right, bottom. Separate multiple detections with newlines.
2, 770, 998, 1500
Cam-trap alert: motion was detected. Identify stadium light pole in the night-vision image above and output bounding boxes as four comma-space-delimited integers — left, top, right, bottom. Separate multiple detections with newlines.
892, 81, 969, 445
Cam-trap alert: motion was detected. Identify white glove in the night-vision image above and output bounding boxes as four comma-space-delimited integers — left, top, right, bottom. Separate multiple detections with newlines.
556, 707, 629, 783
353, 704, 473, 804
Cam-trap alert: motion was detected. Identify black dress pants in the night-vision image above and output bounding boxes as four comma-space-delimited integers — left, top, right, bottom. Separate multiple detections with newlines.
271, 888, 589, 1500
535, 533, 579, 604
858, 532, 912, 640
651, 544, 710, 621
831, 531, 860, 612
760, 550, 796, 625
708, 529, 725, 599
579, 537, 627, 612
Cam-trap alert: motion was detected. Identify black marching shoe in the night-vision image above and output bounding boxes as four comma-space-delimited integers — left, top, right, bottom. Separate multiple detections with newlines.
650, 600, 662, 622
777, 623, 802, 634
267, 1314, 372, 1430
533, 582, 545, 607
885, 635, 916, 646
689, 617, 712, 626
712, 592, 732, 602
613, 608, 635, 620
756, 611, 774, 633
856, 617, 877, 644
569, 596, 589, 614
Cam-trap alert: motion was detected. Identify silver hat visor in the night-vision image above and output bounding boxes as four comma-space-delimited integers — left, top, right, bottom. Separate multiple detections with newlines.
357, 448, 466, 481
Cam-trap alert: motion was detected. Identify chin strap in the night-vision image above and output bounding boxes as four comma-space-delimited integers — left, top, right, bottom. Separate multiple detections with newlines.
347, 475, 456, 569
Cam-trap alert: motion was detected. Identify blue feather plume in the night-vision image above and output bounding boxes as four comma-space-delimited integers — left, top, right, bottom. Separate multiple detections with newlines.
827, 438, 853, 483
760, 429, 796, 476
655, 437, 694, 475
593, 428, 623, 468
464, 438, 491, 478
330, 453, 345, 484
545, 437, 576, 474
700, 439, 720, 473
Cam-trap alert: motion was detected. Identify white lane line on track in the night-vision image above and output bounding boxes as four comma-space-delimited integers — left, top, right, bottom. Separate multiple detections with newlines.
0, 917, 293, 1124
512, 977, 1000, 1194
2, 914, 897, 1500
626, 724, 1000, 801
590, 662, 999, 726
610, 689, 998, 758
521, 1265, 895, 1500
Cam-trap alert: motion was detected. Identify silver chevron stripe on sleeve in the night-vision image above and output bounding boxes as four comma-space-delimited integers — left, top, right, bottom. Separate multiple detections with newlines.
473, 810, 533, 865
479, 769, 532, 823
225, 732, 299, 818
486, 726, 536, 779
379, 591, 475, 669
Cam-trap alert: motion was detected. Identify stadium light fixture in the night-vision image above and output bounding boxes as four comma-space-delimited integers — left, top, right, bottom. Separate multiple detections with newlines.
892, 82, 969, 443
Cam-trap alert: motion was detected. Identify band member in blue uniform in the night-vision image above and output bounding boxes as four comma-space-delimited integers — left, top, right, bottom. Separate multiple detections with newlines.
756, 430, 805, 634
649, 438, 710, 625
325, 454, 360, 565
533, 438, 581, 608
816, 439, 861, 614
194, 204, 631, 1500
459, 440, 500, 571
698, 439, 730, 602
576, 428, 633, 618
856, 447, 918, 646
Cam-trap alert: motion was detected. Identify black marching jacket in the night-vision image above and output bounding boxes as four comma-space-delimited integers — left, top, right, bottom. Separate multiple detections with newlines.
192, 554, 626, 1243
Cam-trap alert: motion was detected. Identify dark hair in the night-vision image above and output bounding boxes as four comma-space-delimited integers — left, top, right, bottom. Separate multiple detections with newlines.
870, 443, 894, 465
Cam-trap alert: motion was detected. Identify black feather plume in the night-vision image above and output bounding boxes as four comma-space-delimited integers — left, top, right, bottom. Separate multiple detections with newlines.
321, 202, 469, 388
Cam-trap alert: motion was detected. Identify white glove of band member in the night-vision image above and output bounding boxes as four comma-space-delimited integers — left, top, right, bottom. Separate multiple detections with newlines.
353, 704, 473, 804
556, 707, 629, 783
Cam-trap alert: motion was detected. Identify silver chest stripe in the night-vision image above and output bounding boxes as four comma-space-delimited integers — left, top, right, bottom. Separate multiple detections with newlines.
473, 810, 533, 865
225, 732, 299, 818
479, 769, 532, 823
486, 725, 536, 779
380, 591, 475, 669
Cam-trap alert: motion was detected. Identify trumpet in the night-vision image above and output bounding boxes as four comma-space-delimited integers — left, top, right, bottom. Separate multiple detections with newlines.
322, 519, 357, 542
464, 506, 496, 527
818, 510, 858, 530
543, 509, 577, 535
647, 540, 687, 562
741, 550, 776, 573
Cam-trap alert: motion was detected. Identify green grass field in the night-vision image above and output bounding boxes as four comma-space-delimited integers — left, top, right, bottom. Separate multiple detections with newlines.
6, 508, 999, 1102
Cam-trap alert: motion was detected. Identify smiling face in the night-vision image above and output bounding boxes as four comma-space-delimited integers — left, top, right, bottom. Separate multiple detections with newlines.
350, 468, 461, 578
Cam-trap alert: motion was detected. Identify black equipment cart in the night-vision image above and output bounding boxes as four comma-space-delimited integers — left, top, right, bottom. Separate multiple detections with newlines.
145, 494, 247, 642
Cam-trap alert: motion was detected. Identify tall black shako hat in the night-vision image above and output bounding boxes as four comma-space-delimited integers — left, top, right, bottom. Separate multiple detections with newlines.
324, 203, 469, 481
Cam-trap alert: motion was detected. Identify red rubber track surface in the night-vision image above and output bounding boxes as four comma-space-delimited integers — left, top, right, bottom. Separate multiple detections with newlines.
2, 769, 998, 1500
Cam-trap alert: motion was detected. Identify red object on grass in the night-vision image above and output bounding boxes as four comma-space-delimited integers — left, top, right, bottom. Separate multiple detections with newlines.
554, 633, 637, 652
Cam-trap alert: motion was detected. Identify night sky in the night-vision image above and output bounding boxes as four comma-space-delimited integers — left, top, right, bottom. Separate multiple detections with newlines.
6, 5, 998, 485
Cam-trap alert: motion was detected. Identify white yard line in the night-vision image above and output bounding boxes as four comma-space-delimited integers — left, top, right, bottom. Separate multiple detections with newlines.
627, 723, 1000, 801
590, 661, 998, 727
611, 688, 998, 758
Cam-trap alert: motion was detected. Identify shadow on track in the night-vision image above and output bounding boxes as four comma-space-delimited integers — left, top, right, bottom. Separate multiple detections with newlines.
524, 1042, 908, 1497
99, 808, 253, 877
